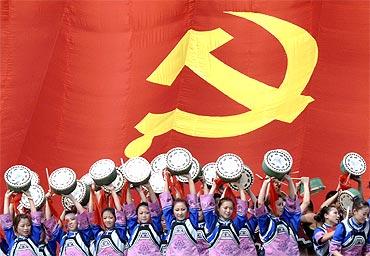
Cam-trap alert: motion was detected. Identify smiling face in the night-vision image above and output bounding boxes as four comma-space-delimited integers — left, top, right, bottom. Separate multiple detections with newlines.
137, 205, 150, 224
325, 207, 340, 225
173, 201, 188, 221
353, 206, 369, 224
65, 213, 78, 231
275, 197, 285, 217
102, 210, 116, 229
16, 218, 32, 237
218, 200, 233, 220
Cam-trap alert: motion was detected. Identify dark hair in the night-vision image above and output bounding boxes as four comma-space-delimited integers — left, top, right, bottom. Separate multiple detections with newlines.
218, 197, 233, 208
173, 198, 188, 209
102, 207, 116, 219
314, 206, 337, 223
307, 200, 314, 212
65, 208, 77, 216
14, 214, 32, 232
325, 190, 337, 200
353, 198, 369, 211
136, 202, 149, 215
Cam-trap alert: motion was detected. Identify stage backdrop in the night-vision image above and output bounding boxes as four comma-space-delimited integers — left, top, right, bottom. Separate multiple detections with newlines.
1, 0, 369, 210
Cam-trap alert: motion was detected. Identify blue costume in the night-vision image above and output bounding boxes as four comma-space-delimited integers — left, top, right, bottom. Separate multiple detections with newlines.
44, 211, 92, 256
0, 212, 42, 256
90, 210, 126, 256
160, 192, 199, 256
329, 217, 370, 256
239, 212, 258, 255
312, 223, 334, 256
124, 201, 162, 256
255, 197, 301, 256
200, 194, 247, 256
0, 236, 8, 256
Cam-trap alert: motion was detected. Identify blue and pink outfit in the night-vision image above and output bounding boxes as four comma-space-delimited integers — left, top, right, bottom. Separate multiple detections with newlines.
239, 211, 258, 255
0, 212, 42, 256
0, 236, 8, 256
44, 211, 92, 256
200, 194, 247, 256
312, 223, 334, 256
90, 210, 127, 256
196, 221, 209, 256
329, 217, 370, 256
159, 192, 199, 256
255, 197, 301, 256
125, 201, 162, 256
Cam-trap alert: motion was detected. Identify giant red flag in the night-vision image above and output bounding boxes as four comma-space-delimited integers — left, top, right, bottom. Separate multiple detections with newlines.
1, 1, 369, 211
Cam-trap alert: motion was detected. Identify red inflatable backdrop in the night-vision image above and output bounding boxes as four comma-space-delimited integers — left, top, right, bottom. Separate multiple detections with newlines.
1, 0, 369, 211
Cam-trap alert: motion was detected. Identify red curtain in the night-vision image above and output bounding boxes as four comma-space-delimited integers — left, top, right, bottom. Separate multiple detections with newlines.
1, 0, 369, 212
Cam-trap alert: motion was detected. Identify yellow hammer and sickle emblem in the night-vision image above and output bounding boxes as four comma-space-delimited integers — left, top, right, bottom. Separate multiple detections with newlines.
124, 12, 318, 158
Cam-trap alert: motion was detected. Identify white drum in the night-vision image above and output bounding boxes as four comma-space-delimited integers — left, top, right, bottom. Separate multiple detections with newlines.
166, 147, 192, 175
21, 184, 45, 210
103, 170, 126, 193
62, 180, 90, 210
49, 167, 77, 195
89, 159, 117, 186
176, 158, 201, 183
230, 165, 254, 191
4, 165, 32, 192
151, 154, 167, 174
340, 152, 366, 176
202, 162, 218, 186
216, 153, 243, 182
123, 157, 151, 186
262, 149, 293, 180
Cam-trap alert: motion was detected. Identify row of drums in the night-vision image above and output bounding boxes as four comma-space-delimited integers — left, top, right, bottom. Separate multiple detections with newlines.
4, 148, 366, 212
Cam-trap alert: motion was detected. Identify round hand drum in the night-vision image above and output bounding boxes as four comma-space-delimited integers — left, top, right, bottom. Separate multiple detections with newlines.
89, 159, 117, 186
339, 188, 362, 212
149, 171, 165, 194
230, 165, 254, 192
166, 147, 193, 175
49, 167, 77, 195
123, 157, 151, 186
216, 153, 243, 182
202, 163, 218, 186
102, 170, 126, 193
20, 184, 45, 210
262, 149, 293, 180
151, 154, 167, 174
30, 171, 40, 185
62, 180, 90, 210
4, 165, 32, 192
298, 178, 325, 196
176, 158, 201, 183
340, 152, 366, 177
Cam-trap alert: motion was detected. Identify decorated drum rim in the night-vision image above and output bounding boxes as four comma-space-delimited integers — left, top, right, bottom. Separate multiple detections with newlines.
176, 157, 201, 183
229, 165, 254, 191
30, 171, 40, 185
4, 165, 32, 188
263, 149, 293, 173
89, 159, 116, 180
149, 172, 165, 194
202, 162, 217, 186
216, 153, 243, 181
341, 152, 366, 176
21, 184, 45, 209
102, 171, 126, 193
49, 167, 77, 190
151, 154, 167, 174
166, 147, 192, 172
61, 180, 89, 209
124, 157, 152, 184
298, 178, 325, 195
80, 173, 94, 186
339, 188, 362, 211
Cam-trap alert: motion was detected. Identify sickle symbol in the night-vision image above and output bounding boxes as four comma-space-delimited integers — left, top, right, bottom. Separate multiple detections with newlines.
124, 12, 318, 158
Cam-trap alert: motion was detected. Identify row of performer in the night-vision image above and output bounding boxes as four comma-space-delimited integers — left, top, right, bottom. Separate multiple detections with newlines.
0, 171, 369, 256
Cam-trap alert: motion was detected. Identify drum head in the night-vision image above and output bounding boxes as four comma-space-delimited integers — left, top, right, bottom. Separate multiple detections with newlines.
202, 163, 217, 186
4, 165, 32, 190
339, 189, 361, 212
341, 152, 366, 176
89, 159, 116, 179
49, 168, 77, 193
216, 153, 243, 182
103, 171, 126, 193
21, 184, 45, 209
30, 171, 40, 185
80, 173, 94, 186
151, 154, 167, 174
177, 157, 201, 183
124, 157, 151, 185
263, 149, 293, 174
62, 181, 88, 210
149, 171, 165, 194
230, 165, 254, 191
166, 147, 192, 173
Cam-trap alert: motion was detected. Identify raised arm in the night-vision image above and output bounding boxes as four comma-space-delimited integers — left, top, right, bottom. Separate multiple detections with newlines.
126, 183, 133, 204
246, 189, 257, 208
257, 179, 270, 208
300, 177, 310, 212
320, 191, 340, 209
284, 175, 296, 200
143, 183, 157, 204
3, 191, 13, 215
135, 186, 147, 203
108, 185, 122, 211
187, 174, 196, 195
66, 194, 85, 214
44, 191, 52, 220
